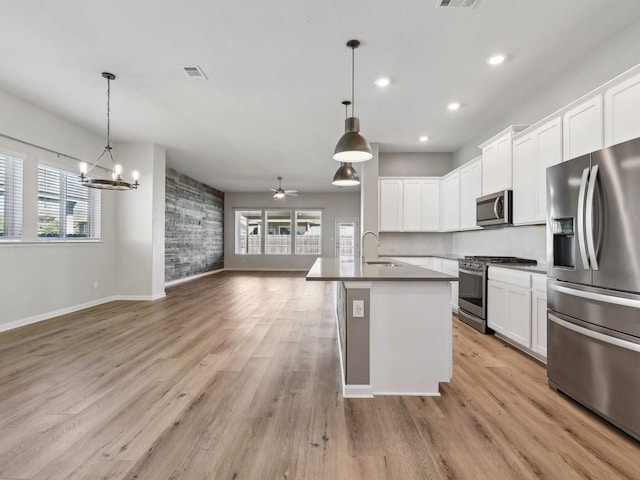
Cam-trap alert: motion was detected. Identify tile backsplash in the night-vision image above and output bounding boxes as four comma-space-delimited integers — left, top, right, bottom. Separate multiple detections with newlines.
378, 225, 546, 264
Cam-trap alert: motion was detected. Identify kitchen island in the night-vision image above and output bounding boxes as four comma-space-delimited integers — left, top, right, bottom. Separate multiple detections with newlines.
306, 258, 457, 398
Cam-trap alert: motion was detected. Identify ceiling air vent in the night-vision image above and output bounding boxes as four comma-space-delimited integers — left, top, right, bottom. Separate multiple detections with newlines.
435, 0, 478, 8
182, 66, 208, 80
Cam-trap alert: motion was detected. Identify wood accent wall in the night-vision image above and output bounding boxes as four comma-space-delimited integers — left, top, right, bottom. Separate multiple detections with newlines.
165, 167, 224, 282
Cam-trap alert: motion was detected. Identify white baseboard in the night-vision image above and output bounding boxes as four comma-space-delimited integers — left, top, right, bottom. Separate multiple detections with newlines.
0, 293, 166, 334
372, 390, 441, 397
165, 268, 225, 288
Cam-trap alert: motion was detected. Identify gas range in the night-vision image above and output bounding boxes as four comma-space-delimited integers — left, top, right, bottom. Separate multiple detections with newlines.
457, 256, 537, 334
458, 256, 537, 272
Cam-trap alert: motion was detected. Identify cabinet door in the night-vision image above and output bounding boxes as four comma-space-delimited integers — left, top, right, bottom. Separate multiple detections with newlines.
535, 117, 563, 222
403, 179, 422, 231
379, 179, 403, 231
440, 172, 460, 231
563, 94, 603, 161
481, 142, 498, 195
441, 260, 459, 311
531, 289, 547, 359
604, 72, 640, 147
512, 133, 536, 224
487, 280, 508, 335
420, 180, 440, 231
506, 285, 532, 348
495, 133, 513, 191
459, 159, 482, 229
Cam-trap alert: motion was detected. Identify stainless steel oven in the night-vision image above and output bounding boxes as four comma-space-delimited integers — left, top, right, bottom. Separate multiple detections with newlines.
458, 256, 537, 334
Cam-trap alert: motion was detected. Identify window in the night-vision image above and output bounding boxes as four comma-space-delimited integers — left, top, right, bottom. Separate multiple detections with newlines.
295, 210, 321, 255
266, 210, 291, 255
235, 210, 262, 254
235, 209, 322, 255
0, 154, 23, 238
38, 165, 101, 239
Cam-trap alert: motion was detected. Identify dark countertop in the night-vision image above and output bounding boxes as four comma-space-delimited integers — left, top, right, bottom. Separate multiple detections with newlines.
379, 253, 464, 261
488, 263, 547, 275
305, 258, 458, 282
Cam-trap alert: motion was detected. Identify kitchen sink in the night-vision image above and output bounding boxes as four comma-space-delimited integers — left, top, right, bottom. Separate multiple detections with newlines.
366, 260, 401, 267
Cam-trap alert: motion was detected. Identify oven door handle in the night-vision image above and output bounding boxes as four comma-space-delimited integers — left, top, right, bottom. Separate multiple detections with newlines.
459, 268, 485, 277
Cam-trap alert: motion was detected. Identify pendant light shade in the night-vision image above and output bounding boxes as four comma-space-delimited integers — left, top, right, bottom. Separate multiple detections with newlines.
333, 118, 373, 162
332, 162, 360, 186
333, 40, 372, 163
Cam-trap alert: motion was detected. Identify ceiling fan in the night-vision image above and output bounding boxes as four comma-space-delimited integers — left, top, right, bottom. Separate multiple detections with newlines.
270, 176, 298, 200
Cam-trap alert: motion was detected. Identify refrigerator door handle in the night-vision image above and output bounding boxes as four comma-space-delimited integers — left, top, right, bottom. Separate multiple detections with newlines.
549, 313, 640, 353
585, 164, 599, 271
576, 167, 590, 270
549, 282, 640, 309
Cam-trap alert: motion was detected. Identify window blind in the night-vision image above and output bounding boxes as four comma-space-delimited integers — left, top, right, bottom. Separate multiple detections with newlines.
38, 165, 101, 239
0, 154, 23, 238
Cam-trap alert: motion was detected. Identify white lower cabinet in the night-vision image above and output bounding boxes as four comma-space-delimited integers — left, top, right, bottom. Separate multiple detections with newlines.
392, 257, 458, 313
487, 267, 547, 361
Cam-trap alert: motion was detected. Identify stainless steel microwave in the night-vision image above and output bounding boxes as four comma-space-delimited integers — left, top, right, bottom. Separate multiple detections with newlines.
476, 190, 513, 227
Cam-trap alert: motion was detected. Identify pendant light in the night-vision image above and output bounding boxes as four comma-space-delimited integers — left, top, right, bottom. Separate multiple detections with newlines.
333, 101, 360, 186
333, 39, 373, 163
79, 72, 139, 190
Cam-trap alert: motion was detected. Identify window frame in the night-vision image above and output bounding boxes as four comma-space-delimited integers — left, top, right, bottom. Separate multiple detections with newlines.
0, 152, 24, 240
37, 164, 101, 241
234, 208, 323, 256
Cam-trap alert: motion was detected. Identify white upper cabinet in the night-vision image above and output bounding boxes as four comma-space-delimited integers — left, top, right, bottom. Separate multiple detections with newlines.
402, 178, 440, 232
604, 71, 640, 147
480, 126, 527, 195
419, 179, 440, 231
402, 179, 422, 231
512, 133, 537, 225
562, 94, 603, 161
379, 178, 439, 232
379, 179, 403, 231
459, 157, 482, 230
440, 171, 460, 231
513, 116, 563, 225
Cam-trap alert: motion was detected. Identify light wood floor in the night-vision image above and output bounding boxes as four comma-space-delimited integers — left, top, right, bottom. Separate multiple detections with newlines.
0, 272, 638, 479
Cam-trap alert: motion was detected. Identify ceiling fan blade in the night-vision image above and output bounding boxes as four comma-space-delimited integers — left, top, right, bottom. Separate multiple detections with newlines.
284, 190, 298, 193
269, 188, 278, 192
286, 193, 298, 197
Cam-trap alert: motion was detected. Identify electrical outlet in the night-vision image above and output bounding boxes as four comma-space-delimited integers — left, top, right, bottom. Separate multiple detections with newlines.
353, 300, 365, 318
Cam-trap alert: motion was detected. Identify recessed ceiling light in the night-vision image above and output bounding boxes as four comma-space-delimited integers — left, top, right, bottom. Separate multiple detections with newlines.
447, 102, 461, 111
419, 136, 429, 142
487, 54, 506, 66
375, 77, 391, 87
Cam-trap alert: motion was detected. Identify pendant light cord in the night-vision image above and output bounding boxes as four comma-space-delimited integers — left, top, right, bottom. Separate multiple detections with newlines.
106, 76, 111, 149
351, 45, 355, 117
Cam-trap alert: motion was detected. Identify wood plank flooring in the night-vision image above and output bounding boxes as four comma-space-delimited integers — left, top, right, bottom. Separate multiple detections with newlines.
0, 271, 638, 479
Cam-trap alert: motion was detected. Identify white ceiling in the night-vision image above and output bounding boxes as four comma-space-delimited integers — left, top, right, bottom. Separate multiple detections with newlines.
1, 0, 640, 192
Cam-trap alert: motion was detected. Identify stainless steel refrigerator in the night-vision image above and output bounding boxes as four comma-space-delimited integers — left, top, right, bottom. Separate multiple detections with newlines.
546, 136, 640, 441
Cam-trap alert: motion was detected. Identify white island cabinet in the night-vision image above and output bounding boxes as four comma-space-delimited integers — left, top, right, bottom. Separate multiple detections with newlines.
306, 258, 457, 398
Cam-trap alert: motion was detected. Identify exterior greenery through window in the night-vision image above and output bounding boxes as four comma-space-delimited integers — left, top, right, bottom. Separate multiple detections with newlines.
235, 209, 321, 255
38, 165, 101, 239
0, 154, 23, 238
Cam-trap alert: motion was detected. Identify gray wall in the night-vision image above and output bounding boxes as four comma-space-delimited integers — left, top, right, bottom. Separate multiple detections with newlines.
224, 191, 360, 270
379, 152, 454, 177
453, 18, 640, 167
165, 167, 224, 282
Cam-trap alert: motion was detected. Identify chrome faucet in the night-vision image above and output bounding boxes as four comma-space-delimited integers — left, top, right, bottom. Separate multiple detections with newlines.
361, 230, 381, 263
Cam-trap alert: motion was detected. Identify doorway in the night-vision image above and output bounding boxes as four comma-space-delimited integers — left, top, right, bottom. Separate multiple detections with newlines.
335, 217, 359, 263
